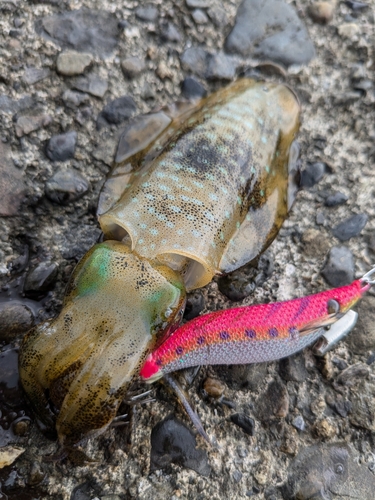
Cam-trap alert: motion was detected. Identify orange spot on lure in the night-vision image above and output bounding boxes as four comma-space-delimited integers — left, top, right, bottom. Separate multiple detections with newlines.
141, 274, 374, 383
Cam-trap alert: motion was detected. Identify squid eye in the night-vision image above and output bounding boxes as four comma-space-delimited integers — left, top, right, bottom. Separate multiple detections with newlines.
327, 299, 340, 315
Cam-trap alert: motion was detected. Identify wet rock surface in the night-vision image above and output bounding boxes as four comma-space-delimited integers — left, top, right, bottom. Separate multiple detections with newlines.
1, 0, 375, 498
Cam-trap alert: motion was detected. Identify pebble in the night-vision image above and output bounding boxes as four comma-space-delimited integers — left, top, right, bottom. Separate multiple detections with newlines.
15, 113, 52, 137
256, 379, 289, 421
345, 0, 369, 10
160, 22, 182, 43
99, 96, 136, 126
301, 228, 330, 257
203, 377, 225, 398
121, 56, 146, 79
27, 463, 45, 486
333, 400, 352, 417
72, 74, 108, 98
156, 61, 173, 80
181, 77, 207, 100
57, 50, 93, 76
180, 47, 209, 78
338, 22, 361, 38
321, 245, 354, 286
0, 446, 25, 469
225, 0, 315, 67
291, 415, 305, 432
186, 0, 212, 7
207, 5, 228, 27
150, 416, 211, 476
324, 191, 348, 207
62, 89, 90, 109
0, 141, 26, 216
335, 362, 370, 387
23, 262, 59, 296
332, 213, 368, 241
349, 383, 375, 432
0, 94, 34, 115
206, 53, 237, 81
278, 354, 308, 383
184, 289, 205, 320
308, 1, 336, 24
45, 168, 89, 204
213, 363, 268, 392
230, 413, 255, 435
135, 5, 159, 22
46, 131, 77, 162
0, 303, 34, 341
38, 9, 120, 58
282, 443, 375, 499
346, 296, 375, 354
313, 418, 337, 439
300, 162, 326, 188
22, 67, 50, 85
218, 272, 255, 301
192, 9, 208, 24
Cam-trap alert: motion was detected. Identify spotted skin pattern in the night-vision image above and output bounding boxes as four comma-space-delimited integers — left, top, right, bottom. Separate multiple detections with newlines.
140, 280, 367, 382
19, 79, 300, 447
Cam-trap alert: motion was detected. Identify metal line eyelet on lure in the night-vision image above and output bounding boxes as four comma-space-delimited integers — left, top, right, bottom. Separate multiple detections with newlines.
360, 266, 375, 286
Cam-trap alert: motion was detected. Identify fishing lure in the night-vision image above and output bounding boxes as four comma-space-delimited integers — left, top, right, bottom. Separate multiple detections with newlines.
140, 270, 375, 382
140, 270, 374, 442
19, 78, 301, 447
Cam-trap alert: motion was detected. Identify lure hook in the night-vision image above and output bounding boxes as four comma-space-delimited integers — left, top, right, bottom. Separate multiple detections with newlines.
361, 267, 375, 286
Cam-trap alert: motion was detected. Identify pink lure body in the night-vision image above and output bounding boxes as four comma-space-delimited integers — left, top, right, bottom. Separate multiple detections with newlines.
140, 279, 367, 382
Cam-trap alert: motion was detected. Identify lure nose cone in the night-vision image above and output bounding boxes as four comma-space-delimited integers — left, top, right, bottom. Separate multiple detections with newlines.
19, 240, 185, 446
139, 353, 162, 383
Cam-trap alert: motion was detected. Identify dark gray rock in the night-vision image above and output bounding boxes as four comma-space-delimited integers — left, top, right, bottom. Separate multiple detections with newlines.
349, 382, 375, 432
15, 112, 52, 137
0, 142, 26, 216
207, 5, 228, 27
291, 415, 305, 431
184, 290, 205, 320
120, 57, 146, 79
281, 443, 375, 500
37, 9, 120, 59
230, 413, 255, 435
256, 379, 289, 421
218, 273, 256, 301
186, 0, 212, 6
345, 0, 369, 10
321, 246, 354, 287
213, 362, 268, 392
45, 168, 89, 204
324, 191, 349, 207
180, 47, 209, 78
46, 131, 77, 161
332, 213, 368, 241
72, 74, 108, 98
192, 9, 208, 24
225, 0, 315, 67
22, 67, 50, 85
335, 363, 370, 387
150, 415, 211, 476
181, 77, 207, 99
54, 224, 102, 261
300, 162, 326, 188
333, 400, 352, 417
24, 262, 59, 296
98, 96, 136, 127
135, 5, 158, 22
160, 22, 182, 43
62, 89, 89, 109
278, 354, 308, 383
346, 296, 375, 354
206, 53, 237, 80
0, 303, 34, 341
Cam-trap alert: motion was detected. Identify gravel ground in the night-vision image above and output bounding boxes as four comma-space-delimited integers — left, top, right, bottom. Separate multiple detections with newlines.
1, 0, 375, 499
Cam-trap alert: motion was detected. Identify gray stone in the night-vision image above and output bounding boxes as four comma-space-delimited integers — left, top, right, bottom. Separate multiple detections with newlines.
57, 50, 93, 76
181, 77, 207, 99
46, 131, 77, 161
192, 9, 208, 24
300, 161, 326, 188
72, 74, 108, 98
332, 213, 368, 241
230, 414, 255, 435
0, 303, 34, 341
213, 362, 268, 392
256, 379, 289, 421
324, 191, 349, 207
135, 5, 158, 22
346, 296, 375, 354
22, 67, 50, 85
225, 0, 315, 67
160, 22, 182, 43
279, 354, 308, 383
24, 262, 59, 296
321, 246, 354, 287
349, 382, 375, 432
121, 56, 146, 79
0, 94, 34, 114
62, 89, 89, 109
0, 142, 26, 216
207, 5, 228, 27
292, 415, 305, 431
186, 0, 212, 7
45, 168, 89, 204
206, 53, 237, 80
282, 443, 375, 500
99, 96, 136, 126
37, 9, 120, 59
15, 112, 52, 137
180, 46, 209, 78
